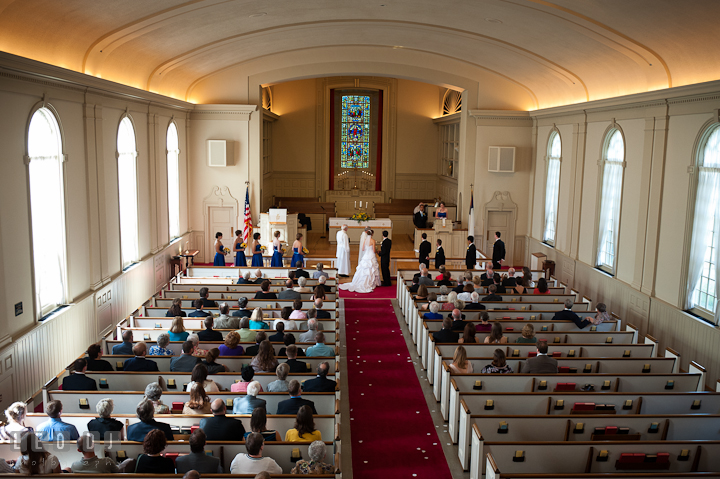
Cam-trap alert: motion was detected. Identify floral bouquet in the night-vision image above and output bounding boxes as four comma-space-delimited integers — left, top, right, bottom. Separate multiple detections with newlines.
222, 247, 230, 255
302, 247, 309, 254
260, 245, 267, 253
240, 242, 247, 249
349, 212, 371, 223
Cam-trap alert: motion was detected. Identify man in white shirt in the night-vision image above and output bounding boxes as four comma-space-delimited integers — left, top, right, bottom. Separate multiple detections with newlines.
230, 432, 282, 475
336, 224, 350, 277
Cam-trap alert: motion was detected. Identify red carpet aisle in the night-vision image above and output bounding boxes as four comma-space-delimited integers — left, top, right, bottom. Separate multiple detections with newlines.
337, 285, 396, 300
344, 299, 452, 478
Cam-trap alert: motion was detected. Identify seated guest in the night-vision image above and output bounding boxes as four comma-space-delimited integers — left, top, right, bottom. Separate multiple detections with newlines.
414, 284, 429, 301
458, 322, 477, 344
523, 267, 534, 288
85, 343, 114, 371
123, 342, 159, 371
278, 279, 301, 300
442, 291, 457, 310
291, 440, 335, 474
294, 276, 312, 293
516, 323, 537, 343
183, 383, 212, 414
112, 330, 134, 355
302, 362, 336, 392
449, 345, 473, 373
219, 331, 244, 356
244, 407, 281, 441
480, 266, 494, 283
481, 348, 514, 374
279, 332, 306, 357
512, 276, 528, 294
458, 283, 474, 302
168, 316, 189, 342
0, 401, 32, 442
170, 341, 201, 372
306, 332, 334, 357
213, 303, 239, 330
71, 433, 120, 473
13, 432, 62, 474
553, 299, 591, 329
251, 340, 279, 373
408, 275, 420, 293
237, 271, 252, 284
453, 272, 473, 294
144, 382, 170, 414
482, 284, 502, 302
294, 261, 310, 280
313, 263, 329, 279
472, 275, 483, 293
127, 399, 174, 442
231, 365, 263, 393
233, 380, 266, 414
311, 286, 326, 302
285, 405, 322, 442
87, 398, 123, 442
188, 298, 211, 317
148, 333, 174, 356
277, 380, 317, 415
253, 269, 265, 284
300, 318, 318, 343
62, 359, 97, 391
484, 322, 508, 344
449, 308, 466, 331
437, 271, 453, 287
285, 344, 308, 373
521, 340, 559, 373
202, 347, 228, 374
502, 268, 518, 287
436, 285, 449, 301
593, 302, 611, 324
199, 287, 217, 308
289, 298, 307, 320
249, 308, 270, 330
246, 331, 267, 357
423, 301, 443, 319
36, 400, 79, 441
432, 317, 459, 343
453, 299, 466, 313
189, 332, 207, 357
188, 363, 219, 393
254, 280, 277, 300
267, 363, 291, 392
493, 273, 507, 294
269, 320, 286, 342
232, 297, 253, 318
134, 429, 176, 473
237, 317, 256, 342
434, 265, 446, 281
199, 399, 246, 441
175, 429, 223, 474
230, 432, 282, 475
418, 268, 434, 286
465, 291, 486, 310
166, 298, 187, 317
199, 316, 224, 342
533, 277, 550, 294
475, 312, 493, 333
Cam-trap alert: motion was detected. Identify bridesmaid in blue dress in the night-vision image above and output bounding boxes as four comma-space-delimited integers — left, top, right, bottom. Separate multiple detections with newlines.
435, 201, 448, 219
233, 229, 246, 266
251, 232, 264, 267
213, 232, 226, 266
291, 233, 307, 268
270, 230, 284, 267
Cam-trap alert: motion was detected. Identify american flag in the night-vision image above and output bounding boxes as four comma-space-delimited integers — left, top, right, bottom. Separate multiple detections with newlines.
242, 185, 252, 244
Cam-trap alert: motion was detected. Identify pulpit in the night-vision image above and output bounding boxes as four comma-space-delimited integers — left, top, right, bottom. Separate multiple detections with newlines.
259, 210, 306, 265
433, 219, 453, 234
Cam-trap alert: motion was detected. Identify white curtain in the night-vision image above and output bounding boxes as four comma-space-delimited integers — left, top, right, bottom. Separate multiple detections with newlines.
543, 133, 562, 243
167, 123, 180, 239
686, 170, 720, 310
596, 131, 624, 269
118, 118, 139, 268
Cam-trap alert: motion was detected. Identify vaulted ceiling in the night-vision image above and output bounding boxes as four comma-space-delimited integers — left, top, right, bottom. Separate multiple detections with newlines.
1, 0, 718, 109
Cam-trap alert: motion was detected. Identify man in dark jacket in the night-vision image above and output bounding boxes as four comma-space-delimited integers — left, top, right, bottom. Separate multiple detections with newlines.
432, 318, 459, 343
197, 317, 223, 341
276, 380, 317, 415
62, 359, 98, 391
301, 362, 337, 392
123, 342, 159, 372
199, 399, 246, 441
170, 341, 201, 372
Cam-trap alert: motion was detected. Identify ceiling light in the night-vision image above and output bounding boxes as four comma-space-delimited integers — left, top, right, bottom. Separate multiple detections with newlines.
249, 12, 267, 17
485, 18, 502, 24
392, 46, 404, 49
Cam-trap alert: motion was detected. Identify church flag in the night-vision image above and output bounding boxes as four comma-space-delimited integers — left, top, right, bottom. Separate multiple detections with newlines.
242, 186, 252, 244
468, 188, 475, 240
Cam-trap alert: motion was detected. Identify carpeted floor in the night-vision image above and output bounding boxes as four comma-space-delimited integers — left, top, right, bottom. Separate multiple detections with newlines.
344, 299, 452, 478
338, 285, 397, 300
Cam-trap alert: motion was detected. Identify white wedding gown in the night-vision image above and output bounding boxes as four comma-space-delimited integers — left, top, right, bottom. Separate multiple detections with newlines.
339, 238, 381, 293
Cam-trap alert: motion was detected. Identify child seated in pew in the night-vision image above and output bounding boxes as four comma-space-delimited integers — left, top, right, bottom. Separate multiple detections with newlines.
231, 365, 264, 393
449, 346, 473, 374
481, 349, 514, 374
284, 405, 322, 442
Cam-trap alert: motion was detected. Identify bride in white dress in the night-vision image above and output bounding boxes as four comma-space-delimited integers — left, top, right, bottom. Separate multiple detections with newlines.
339, 229, 381, 293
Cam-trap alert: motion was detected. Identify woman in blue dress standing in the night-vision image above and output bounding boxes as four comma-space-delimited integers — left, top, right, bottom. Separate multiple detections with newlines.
435, 201, 448, 219
213, 232, 226, 266
291, 233, 307, 267
233, 229, 246, 266
251, 232, 264, 267
270, 230, 284, 267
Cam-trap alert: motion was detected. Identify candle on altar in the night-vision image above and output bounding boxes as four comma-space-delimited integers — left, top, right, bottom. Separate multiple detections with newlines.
354, 201, 357, 208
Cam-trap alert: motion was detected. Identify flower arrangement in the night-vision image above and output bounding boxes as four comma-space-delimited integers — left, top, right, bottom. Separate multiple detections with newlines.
240, 242, 247, 249
222, 247, 230, 255
260, 245, 267, 253
302, 247, 309, 254
349, 212, 371, 222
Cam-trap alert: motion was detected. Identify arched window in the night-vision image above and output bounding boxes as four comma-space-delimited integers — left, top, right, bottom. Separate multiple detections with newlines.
27, 106, 67, 316
543, 131, 561, 245
596, 129, 625, 274
117, 116, 139, 269
687, 124, 720, 322
167, 122, 180, 240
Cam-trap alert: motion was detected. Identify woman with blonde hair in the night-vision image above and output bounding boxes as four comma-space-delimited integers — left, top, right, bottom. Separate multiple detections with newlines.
516, 323, 537, 344
484, 322, 508, 344
442, 291, 457, 311
166, 298, 186, 318
168, 317, 188, 342
449, 345, 473, 373
183, 383, 212, 414
249, 307, 269, 330
219, 330, 244, 356
0, 402, 31, 442
251, 340, 279, 373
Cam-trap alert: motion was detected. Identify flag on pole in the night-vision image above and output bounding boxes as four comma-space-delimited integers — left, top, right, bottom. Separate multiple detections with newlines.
468, 188, 475, 240
242, 185, 252, 244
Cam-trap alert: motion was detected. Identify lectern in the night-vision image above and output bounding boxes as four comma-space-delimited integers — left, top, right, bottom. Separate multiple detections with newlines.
433, 219, 453, 233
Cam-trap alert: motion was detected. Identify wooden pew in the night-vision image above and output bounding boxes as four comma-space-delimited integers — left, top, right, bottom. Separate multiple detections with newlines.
143, 304, 337, 318
130, 317, 337, 331
103, 339, 336, 357
158, 292, 337, 304
102, 356, 338, 374
119, 328, 337, 344
169, 278, 338, 290
187, 266, 338, 279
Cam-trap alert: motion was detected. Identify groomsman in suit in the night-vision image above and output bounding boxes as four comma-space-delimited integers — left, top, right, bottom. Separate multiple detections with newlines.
434, 239, 445, 269
492, 231, 506, 269
465, 235, 477, 270
418, 233, 431, 267
378, 230, 392, 286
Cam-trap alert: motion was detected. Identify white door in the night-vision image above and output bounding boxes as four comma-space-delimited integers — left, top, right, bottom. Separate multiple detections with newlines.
208, 206, 235, 261
486, 211, 511, 264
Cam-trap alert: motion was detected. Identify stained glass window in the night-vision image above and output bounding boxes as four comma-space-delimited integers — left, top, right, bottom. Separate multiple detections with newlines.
341, 95, 370, 168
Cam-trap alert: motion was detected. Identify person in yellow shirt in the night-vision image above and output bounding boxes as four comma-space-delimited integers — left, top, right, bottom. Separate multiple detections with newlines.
284, 406, 322, 442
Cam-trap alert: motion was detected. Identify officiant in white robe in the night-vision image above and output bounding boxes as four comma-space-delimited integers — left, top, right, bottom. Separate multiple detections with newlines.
336, 224, 351, 276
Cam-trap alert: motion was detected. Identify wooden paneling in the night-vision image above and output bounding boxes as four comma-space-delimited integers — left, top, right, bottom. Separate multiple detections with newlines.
269, 172, 316, 198
395, 174, 438, 199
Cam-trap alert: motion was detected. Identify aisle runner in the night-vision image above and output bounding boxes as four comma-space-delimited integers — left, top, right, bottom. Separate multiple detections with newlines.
338, 285, 396, 300
345, 299, 452, 478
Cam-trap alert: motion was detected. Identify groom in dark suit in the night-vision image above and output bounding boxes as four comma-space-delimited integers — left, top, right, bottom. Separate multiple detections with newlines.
379, 231, 392, 286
